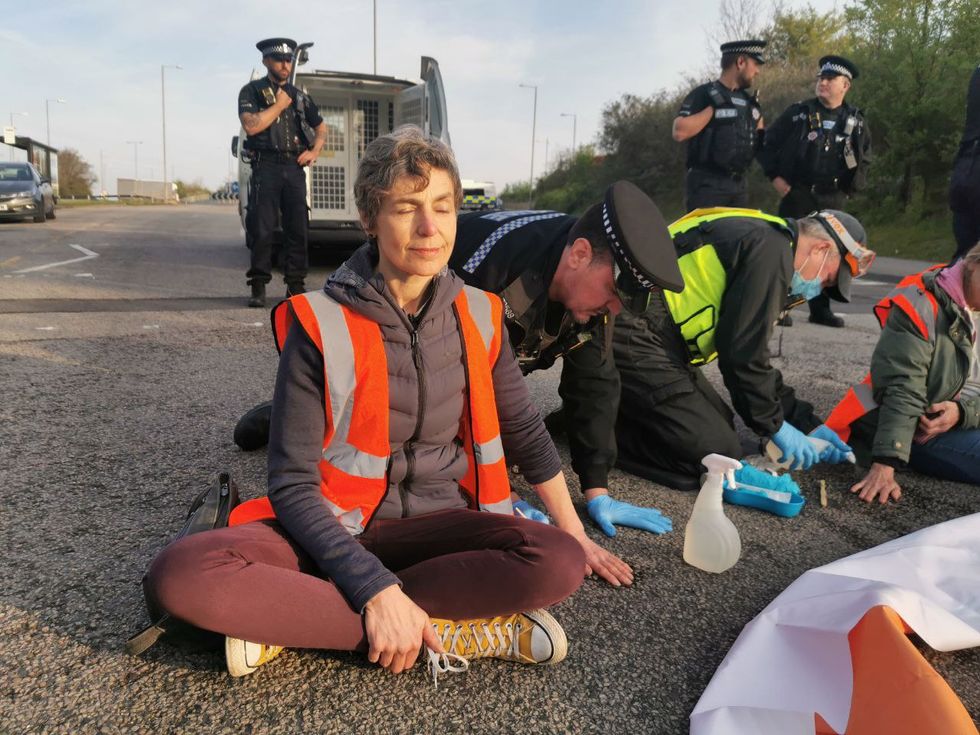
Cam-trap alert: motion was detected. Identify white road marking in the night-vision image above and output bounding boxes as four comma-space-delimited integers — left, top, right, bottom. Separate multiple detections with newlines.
36, 326, 57, 331
74, 273, 95, 278
13, 244, 99, 274
853, 280, 891, 287
142, 324, 160, 329
250, 322, 263, 326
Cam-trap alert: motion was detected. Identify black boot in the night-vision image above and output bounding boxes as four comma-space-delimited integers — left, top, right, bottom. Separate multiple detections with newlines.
285, 281, 306, 298
234, 401, 273, 451
248, 282, 266, 308
807, 294, 844, 328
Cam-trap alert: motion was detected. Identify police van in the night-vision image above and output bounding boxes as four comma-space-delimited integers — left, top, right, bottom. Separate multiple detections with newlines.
460, 179, 502, 211
232, 51, 450, 247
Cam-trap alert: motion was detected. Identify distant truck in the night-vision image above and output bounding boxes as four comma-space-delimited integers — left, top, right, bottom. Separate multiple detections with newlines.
117, 178, 178, 201
232, 49, 450, 249
460, 179, 502, 211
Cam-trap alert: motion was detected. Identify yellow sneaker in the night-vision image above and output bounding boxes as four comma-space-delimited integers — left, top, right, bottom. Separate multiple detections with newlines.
224, 636, 285, 677
429, 608, 567, 666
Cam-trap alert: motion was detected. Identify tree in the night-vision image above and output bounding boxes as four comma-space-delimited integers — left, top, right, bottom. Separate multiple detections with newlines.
57, 149, 95, 198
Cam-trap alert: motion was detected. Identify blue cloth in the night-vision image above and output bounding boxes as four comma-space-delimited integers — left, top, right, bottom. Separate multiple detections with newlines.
909, 428, 980, 484
586, 495, 672, 537
728, 464, 801, 494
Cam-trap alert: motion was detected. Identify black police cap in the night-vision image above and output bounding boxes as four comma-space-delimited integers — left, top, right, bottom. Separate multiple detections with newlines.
720, 39, 767, 64
256, 38, 297, 60
818, 55, 859, 80
602, 181, 685, 299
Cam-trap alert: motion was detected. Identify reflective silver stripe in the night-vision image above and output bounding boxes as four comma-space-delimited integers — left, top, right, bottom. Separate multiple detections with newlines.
462, 212, 565, 273
299, 291, 388, 480
480, 497, 514, 516
460, 285, 495, 353
474, 436, 505, 466
852, 381, 877, 411
322, 496, 366, 536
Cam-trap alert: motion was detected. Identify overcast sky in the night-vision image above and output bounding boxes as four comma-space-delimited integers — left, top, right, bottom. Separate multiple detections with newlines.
3, 0, 840, 193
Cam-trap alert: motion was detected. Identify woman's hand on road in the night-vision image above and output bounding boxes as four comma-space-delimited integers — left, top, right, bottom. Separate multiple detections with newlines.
915, 401, 960, 443
850, 462, 902, 504
571, 530, 634, 588
364, 585, 443, 674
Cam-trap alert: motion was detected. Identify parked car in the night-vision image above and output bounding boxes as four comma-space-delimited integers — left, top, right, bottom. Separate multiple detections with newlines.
0, 162, 56, 222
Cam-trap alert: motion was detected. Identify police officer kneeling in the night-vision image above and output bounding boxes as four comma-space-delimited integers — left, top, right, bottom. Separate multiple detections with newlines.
239, 38, 327, 307
761, 55, 872, 328
613, 208, 874, 486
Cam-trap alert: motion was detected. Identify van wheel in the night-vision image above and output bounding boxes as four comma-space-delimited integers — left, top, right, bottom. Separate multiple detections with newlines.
33, 206, 46, 223
47, 202, 56, 219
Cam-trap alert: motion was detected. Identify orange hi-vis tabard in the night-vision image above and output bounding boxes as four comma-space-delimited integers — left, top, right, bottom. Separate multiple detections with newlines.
825, 266, 944, 442
230, 285, 513, 533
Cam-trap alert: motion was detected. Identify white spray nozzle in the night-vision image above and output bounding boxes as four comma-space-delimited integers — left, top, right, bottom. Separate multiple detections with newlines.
702, 453, 743, 476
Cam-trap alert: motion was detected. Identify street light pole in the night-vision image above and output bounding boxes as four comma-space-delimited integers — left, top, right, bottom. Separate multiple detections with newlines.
45, 98, 67, 147
161, 64, 182, 202
560, 112, 577, 155
126, 140, 143, 197
9, 111, 28, 128
519, 83, 538, 206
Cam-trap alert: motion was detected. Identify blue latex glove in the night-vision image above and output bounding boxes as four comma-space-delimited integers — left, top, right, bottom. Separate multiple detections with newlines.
772, 421, 820, 470
809, 424, 855, 464
586, 495, 672, 537
513, 499, 550, 524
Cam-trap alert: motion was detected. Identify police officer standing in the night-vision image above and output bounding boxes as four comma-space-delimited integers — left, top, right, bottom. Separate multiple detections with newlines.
950, 63, 980, 262
761, 56, 872, 327
673, 40, 767, 210
239, 38, 327, 307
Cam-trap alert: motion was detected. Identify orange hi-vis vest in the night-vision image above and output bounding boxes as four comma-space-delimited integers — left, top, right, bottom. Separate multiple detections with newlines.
825, 266, 944, 442
229, 285, 514, 534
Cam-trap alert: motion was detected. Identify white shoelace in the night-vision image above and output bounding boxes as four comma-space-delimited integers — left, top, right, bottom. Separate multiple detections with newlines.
425, 648, 469, 688
424, 620, 525, 686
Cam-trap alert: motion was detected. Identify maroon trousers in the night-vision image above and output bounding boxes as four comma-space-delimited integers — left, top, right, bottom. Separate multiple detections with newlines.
146, 509, 586, 650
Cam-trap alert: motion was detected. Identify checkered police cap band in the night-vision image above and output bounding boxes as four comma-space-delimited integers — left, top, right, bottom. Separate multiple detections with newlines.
726, 43, 765, 56
261, 42, 293, 57
820, 61, 853, 79
602, 201, 654, 290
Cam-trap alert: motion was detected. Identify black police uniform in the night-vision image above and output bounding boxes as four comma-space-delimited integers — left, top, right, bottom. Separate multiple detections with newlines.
238, 46, 323, 296
950, 64, 980, 261
613, 215, 823, 486
679, 82, 762, 210
449, 210, 622, 491
760, 56, 871, 325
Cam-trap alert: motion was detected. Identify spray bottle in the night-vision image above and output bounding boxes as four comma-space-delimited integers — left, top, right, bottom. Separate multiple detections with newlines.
684, 454, 742, 573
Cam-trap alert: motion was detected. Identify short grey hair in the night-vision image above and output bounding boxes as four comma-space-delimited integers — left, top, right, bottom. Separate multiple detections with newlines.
797, 216, 844, 261
354, 125, 462, 229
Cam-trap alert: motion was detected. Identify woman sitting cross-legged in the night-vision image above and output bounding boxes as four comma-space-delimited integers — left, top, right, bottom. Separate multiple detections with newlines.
146, 125, 633, 679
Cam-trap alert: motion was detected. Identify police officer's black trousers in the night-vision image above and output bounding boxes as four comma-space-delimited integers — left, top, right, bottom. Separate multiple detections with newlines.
684, 168, 749, 211
950, 153, 980, 261
246, 159, 309, 287
778, 187, 846, 320
612, 294, 743, 487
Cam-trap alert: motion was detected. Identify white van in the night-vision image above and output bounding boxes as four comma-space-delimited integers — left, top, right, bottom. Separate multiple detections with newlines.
232, 53, 450, 246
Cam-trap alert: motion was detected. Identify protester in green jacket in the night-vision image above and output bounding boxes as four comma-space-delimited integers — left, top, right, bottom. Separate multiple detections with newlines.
832, 243, 980, 503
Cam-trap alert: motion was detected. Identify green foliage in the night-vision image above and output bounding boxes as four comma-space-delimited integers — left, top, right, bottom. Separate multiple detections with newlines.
501, 0, 975, 258
57, 148, 95, 198
174, 179, 211, 199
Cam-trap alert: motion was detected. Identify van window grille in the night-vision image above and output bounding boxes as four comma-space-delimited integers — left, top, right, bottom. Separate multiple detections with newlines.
356, 99, 380, 157
311, 165, 345, 210
322, 106, 345, 151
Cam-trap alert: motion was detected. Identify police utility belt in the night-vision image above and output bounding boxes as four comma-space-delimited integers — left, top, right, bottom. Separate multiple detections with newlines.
248, 150, 303, 164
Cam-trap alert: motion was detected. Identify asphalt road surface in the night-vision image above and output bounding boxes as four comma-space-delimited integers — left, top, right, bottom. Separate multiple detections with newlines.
1, 204, 977, 734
